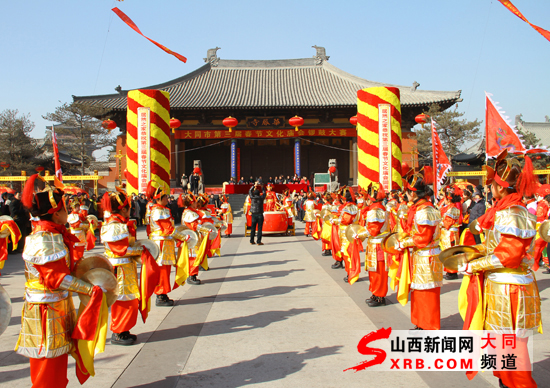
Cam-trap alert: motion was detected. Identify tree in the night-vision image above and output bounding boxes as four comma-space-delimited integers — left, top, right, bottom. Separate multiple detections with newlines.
43, 102, 116, 175
414, 104, 482, 160
0, 109, 38, 175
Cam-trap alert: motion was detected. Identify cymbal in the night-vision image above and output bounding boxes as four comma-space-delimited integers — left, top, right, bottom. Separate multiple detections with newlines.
439, 245, 483, 271
320, 209, 329, 220
540, 220, 550, 243
469, 219, 480, 235
180, 229, 199, 249
79, 268, 119, 307
0, 285, 11, 337
345, 224, 367, 243
199, 222, 218, 241
86, 214, 99, 228
73, 254, 113, 279
382, 232, 408, 255
136, 239, 159, 262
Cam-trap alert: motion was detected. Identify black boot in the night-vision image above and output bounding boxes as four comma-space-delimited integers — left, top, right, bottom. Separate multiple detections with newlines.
365, 294, 376, 305
156, 294, 175, 306
187, 275, 202, 285
368, 296, 386, 307
444, 272, 458, 280
411, 325, 423, 330
543, 268, 550, 274
322, 250, 331, 256
499, 379, 510, 388
343, 276, 349, 283
331, 260, 343, 269
111, 331, 136, 346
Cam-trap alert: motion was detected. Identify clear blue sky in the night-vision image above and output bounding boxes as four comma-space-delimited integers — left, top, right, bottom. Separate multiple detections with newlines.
1, 0, 549, 150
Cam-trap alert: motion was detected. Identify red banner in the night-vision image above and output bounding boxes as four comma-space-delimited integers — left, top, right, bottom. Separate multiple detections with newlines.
485, 93, 526, 157
431, 119, 451, 194
174, 128, 357, 140
498, 1, 550, 43
52, 126, 63, 182
112, 7, 187, 63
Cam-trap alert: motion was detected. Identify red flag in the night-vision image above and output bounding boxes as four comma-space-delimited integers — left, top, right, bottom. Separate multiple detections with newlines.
431, 119, 452, 194
112, 7, 187, 63
485, 93, 526, 158
498, 1, 550, 43
52, 126, 63, 182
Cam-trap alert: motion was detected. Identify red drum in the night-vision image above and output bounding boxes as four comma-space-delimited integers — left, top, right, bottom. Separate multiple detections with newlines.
246, 211, 289, 235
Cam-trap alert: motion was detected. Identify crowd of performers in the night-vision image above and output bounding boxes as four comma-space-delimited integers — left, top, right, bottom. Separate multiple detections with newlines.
2, 175, 232, 388
300, 150, 542, 388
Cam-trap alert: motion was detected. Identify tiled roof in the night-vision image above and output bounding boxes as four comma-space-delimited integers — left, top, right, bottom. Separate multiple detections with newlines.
517, 120, 550, 146
74, 58, 461, 110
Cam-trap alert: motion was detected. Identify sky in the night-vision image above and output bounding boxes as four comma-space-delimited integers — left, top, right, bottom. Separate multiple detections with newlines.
1, 0, 549, 155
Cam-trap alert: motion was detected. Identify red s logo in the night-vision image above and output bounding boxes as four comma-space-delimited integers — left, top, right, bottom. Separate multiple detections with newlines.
344, 327, 392, 372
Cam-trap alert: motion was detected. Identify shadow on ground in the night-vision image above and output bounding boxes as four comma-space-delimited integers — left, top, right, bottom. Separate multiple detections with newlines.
132, 346, 342, 388
141, 307, 315, 343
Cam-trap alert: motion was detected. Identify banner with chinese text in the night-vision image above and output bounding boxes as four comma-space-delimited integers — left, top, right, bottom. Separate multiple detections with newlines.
174, 128, 357, 140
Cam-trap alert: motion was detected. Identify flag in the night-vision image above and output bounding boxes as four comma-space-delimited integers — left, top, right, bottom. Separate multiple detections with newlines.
485, 93, 526, 158
112, 7, 187, 63
52, 126, 63, 182
498, 1, 550, 43
431, 118, 452, 194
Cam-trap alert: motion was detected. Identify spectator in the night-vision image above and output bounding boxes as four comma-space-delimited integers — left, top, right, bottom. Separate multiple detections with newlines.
267, 176, 274, 184
1, 193, 11, 216
181, 174, 189, 190
132, 194, 142, 226
238, 177, 246, 184
139, 194, 148, 225
209, 194, 220, 208
257, 176, 263, 184
285, 176, 291, 184
275, 175, 283, 184
168, 196, 179, 223
89, 194, 99, 217
249, 184, 266, 245
248, 176, 255, 184
469, 191, 486, 244
190, 171, 201, 195
228, 177, 236, 185
9, 192, 27, 252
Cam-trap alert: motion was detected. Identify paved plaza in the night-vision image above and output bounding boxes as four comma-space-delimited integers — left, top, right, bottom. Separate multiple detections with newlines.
1, 217, 549, 388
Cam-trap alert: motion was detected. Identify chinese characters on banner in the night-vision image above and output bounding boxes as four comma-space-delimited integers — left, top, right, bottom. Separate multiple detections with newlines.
137, 107, 151, 193
173, 128, 357, 140
294, 140, 301, 177
378, 104, 391, 191
246, 117, 285, 128
230, 140, 237, 179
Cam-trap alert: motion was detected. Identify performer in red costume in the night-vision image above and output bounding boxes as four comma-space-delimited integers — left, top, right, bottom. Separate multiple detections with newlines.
101, 189, 156, 346
363, 185, 390, 306
330, 189, 358, 277
147, 181, 177, 306
303, 192, 317, 236
264, 183, 277, 212
17, 175, 107, 387
459, 151, 541, 388
440, 189, 462, 280
533, 185, 550, 272
392, 168, 443, 330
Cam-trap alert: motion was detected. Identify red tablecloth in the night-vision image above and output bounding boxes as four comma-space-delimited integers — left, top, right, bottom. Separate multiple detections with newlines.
224, 184, 310, 194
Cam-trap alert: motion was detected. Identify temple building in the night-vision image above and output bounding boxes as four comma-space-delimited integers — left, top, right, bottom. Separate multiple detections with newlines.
74, 47, 462, 187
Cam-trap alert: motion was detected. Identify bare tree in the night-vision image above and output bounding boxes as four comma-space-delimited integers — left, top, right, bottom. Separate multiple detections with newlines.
0, 109, 38, 177
43, 102, 116, 175
414, 104, 482, 160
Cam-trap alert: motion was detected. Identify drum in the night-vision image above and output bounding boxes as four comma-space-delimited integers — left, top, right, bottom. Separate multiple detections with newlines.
262, 211, 289, 235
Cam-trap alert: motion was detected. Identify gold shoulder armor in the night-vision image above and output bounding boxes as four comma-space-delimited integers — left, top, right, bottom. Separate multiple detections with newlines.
495, 205, 536, 239
22, 232, 67, 264
366, 208, 386, 223
416, 206, 441, 226
151, 207, 171, 221
101, 222, 130, 242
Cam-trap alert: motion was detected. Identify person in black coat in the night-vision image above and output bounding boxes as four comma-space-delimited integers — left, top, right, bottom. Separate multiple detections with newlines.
249, 184, 266, 245
468, 191, 486, 244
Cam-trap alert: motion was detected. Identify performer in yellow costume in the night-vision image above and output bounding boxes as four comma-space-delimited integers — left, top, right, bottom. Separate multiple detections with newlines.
67, 196, 90, 262
458, 151, 541, 388
303, 192, 317, 237
219, 195, 233, 237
